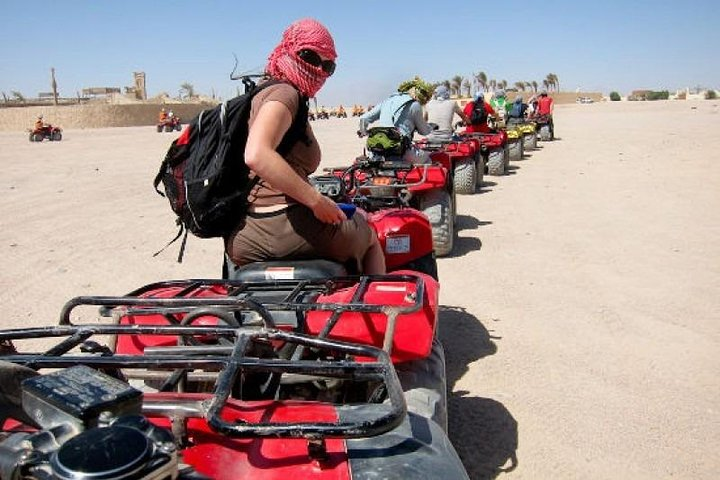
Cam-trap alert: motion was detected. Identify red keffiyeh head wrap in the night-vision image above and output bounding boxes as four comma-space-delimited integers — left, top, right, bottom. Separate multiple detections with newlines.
266, 18, 337, 98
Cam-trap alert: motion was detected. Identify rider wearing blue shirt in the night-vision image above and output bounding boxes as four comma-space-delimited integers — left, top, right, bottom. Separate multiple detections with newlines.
358, 92, 433, 138
358, 78, 434, 163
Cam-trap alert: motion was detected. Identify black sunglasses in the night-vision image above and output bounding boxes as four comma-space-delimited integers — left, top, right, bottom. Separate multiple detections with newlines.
297, 49, 336, 76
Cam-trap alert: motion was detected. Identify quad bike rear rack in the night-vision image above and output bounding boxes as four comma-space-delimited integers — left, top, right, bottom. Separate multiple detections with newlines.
1, 275, 431, 439
0, 324, 406, 440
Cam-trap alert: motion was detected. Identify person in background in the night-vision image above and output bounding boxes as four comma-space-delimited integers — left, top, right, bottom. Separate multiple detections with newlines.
34, 115, 45, 132
506, 96, 528, 125
536, 90, 555, 136
463, 92, 496, 134
490, 89, 508, 122
526, 94, 538, 117
358, 77, 435, 163
423, 85, 470, 142
158, 108, 167, 123
225, 18, 385, 275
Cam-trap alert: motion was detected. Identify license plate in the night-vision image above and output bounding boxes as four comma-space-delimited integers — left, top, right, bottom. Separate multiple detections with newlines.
385, 235, 410, 254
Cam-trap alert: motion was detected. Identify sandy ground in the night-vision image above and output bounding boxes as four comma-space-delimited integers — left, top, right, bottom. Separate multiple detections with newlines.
1, 100, 719, 479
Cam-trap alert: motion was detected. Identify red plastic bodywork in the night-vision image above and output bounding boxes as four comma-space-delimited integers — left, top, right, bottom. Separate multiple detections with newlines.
458, 131, 507, 148
115, 274, 439, 364
305, 271, 439, 362
2, 395, 351, 480
366, 208, 434, 272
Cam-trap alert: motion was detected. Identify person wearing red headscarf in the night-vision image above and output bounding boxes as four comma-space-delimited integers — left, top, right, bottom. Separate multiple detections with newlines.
225, 18, 385, 274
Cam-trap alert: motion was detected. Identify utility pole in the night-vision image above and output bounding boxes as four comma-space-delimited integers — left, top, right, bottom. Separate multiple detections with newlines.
51, 67, 58, 105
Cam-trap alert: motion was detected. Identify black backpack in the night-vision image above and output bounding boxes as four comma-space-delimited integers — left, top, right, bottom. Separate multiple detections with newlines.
153, 79, 309, 261
470, 99, 487, 125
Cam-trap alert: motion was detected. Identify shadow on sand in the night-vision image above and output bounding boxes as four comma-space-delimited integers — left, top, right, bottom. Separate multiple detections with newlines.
447, 215, 489, 258
439, 305, 518, 479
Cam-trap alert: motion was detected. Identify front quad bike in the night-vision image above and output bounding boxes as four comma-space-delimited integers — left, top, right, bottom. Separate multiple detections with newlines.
533, 114, 554, 141
312, 164, 438, 278
27, 124, 62, 142
0, 271, 469, 479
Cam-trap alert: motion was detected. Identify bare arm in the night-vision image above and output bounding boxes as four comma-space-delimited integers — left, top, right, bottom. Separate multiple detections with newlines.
454, 102, 470, 125
244, 100, 345, 225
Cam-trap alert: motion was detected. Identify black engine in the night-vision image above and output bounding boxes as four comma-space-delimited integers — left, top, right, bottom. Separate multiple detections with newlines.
0, 365, 179, 480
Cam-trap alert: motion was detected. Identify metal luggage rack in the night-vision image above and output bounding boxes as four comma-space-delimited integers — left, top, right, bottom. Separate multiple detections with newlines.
58, 274, 424, 352
0, 320, 407, 439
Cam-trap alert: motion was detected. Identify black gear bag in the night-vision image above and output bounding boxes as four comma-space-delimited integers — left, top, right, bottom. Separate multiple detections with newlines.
153, 79, 308, 261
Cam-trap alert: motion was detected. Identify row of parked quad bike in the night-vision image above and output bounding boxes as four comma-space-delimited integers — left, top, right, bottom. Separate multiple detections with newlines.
0, 113, 553, 480
0, 148, 471, 477
312, 112, 556, 260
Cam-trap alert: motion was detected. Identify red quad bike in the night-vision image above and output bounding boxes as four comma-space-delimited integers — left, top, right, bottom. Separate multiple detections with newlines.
457, 128, 510, 176
324, 148, 456, 258
312, 159, 437, 278
416, 136, 483, 195
0, 265, 469, 479
533, 113, 554, 142
28, 124, 62, 142
157, 116, 182, 133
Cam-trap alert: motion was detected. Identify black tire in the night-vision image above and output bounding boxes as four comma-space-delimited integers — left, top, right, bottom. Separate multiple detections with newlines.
29, 133, 35, 142
395, 337, 448, 432
51, 131, 62, 141
453, 157, 476, 195
156, 125, 163, 133
487, 147, 505, 176
417, 189, 454, 257
508, 138, 522, 162
522, 133, 533, 151
539, 125, 551, 141
33, 133, 44, 142
175, 123, 182, 131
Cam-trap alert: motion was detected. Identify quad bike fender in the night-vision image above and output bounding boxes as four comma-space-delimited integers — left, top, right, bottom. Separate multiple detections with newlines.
307, 271, 439, 363
427, 151, 452, 172
146, 394, 352, 480
445, 141, 477, 157
113, 283, 232, 355
405, 165, 448, 192
343, 408, 469, 480
367, 209, 434, 272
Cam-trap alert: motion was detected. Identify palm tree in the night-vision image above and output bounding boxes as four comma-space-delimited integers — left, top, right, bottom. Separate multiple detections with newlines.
475, 71, 488, 92
462, 78, 471, 97
514, 81, 526, 91
542, 79, 550, 92
531, 81, 538, 93
11, 91, 25, 102
179, 82, 195, 99
546, 73, 559, 92
489, 79, 497, 92
450, 75, 463, 97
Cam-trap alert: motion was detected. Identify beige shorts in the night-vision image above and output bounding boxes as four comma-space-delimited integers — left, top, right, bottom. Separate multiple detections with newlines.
225, 204, 375, 272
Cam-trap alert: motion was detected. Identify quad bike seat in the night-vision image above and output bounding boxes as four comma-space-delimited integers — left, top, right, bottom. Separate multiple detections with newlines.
224, 258, 349, 282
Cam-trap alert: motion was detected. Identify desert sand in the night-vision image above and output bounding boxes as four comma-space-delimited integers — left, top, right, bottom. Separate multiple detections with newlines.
0, 100, 718, 479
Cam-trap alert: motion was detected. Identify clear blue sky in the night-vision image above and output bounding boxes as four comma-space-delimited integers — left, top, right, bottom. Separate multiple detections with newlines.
1, 0, 717, 106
